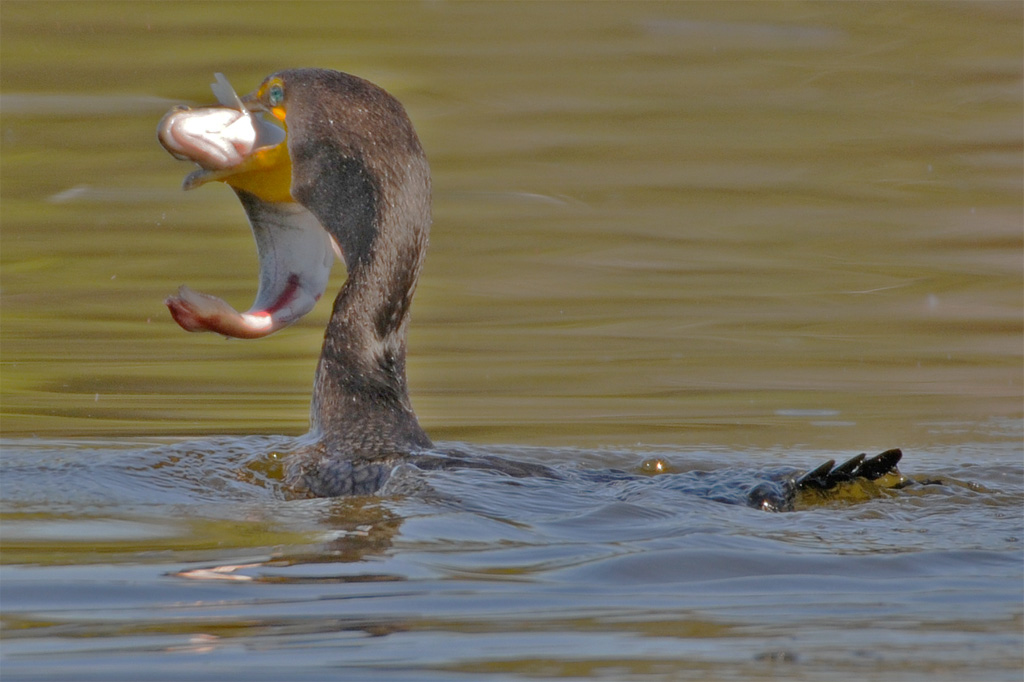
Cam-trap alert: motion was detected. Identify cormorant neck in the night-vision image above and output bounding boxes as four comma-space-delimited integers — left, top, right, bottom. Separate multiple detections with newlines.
308, 152, 432, 454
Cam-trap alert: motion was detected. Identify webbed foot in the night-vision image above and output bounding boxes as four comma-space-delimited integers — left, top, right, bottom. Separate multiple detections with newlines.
795, 448, 903, 491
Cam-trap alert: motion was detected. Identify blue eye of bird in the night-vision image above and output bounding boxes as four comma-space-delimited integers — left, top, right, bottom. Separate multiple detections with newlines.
268, 84, 284, 106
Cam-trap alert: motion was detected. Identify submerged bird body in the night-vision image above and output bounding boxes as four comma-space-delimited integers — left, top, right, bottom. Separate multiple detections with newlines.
158, 69, 906, 506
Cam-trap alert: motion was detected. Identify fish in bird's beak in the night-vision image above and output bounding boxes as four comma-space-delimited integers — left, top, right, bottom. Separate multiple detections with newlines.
158, 73, 337, 339
158, 73, 287, 184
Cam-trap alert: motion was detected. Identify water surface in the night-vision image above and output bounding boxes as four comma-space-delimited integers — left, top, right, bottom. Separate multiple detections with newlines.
1, 2, 1021, 680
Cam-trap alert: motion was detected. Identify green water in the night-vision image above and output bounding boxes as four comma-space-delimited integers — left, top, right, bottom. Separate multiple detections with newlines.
1, 2, 1021, 681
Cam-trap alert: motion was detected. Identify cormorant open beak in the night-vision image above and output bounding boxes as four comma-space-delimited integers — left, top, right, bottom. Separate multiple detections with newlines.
159, 73, 336, 340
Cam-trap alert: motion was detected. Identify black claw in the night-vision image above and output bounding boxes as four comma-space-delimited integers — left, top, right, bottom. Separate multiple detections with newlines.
857, 448, 902, 480
831, 453, 867, 480
795, 459, 835, 490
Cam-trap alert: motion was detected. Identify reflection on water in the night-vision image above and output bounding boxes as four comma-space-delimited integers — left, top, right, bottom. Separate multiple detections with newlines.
1, 2, 1021, 681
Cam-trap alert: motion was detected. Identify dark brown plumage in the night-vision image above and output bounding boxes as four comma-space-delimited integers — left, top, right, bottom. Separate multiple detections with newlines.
245, 70, 434, 492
